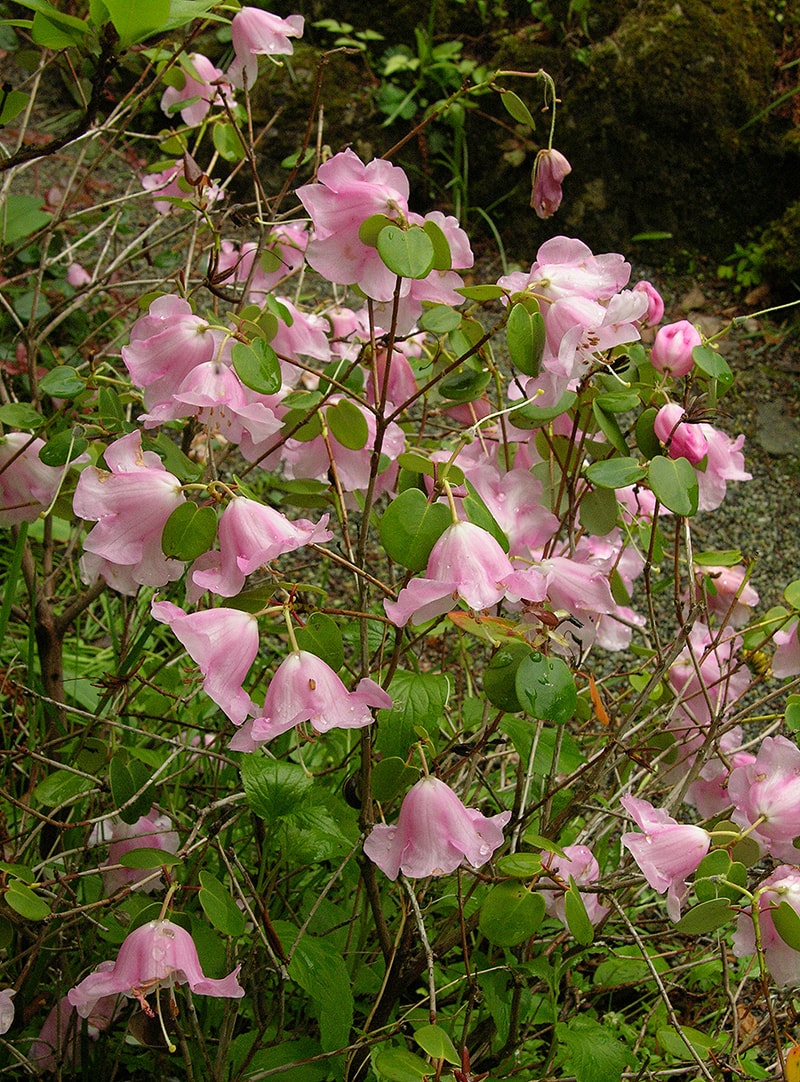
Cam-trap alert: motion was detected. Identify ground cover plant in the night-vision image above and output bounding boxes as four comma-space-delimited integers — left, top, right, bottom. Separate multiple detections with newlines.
2, 3, 800, 1080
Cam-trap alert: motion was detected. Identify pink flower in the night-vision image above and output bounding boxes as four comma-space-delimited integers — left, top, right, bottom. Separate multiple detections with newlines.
695, 423, 751, 511
620, 794, 710, 921
67, 920, 244, 1018
141, 164, 223, 216
632, 280, 665, 327
531, 148, 571, 219
654, 403, 709, 464
728, 735, 800, 860
499, 236, 631, 306
364, 776, 510, 879
227, 7, 305, 89
0, 432, 63, 526
667, 623, 748, 734
191, 497, 332, 598
0, 988, 14, 1035
151, 600, 259, 725
650, 320, 701, 377
696, 564, 759, 627
539, 845, 608, 927
74, 431, 186, 594
29, 993, 118, 1072
384, 521, 517, 627
160, 53, 234, 126
684, 727, 756, 818
66, 262, 91, 287
231, 650, 392, 749
733, 866, 800, 987
89, 809, 180, 896
773, 622, 800, 678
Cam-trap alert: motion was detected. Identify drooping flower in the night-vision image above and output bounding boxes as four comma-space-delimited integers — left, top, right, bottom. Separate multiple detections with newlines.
151, 600, 259, 725
230, 650, 392, 749
695, 563, 759, 627
227, 7, 305, 89
0, 988, 15, 1035
539, 845, 608, 927
695, 423, 751, 512
160, 53, 234, 126
632, 279, 665, 327
364, 776, 510, 879
728, 735, 800, 861
29, 992, 119, 1073
732, 866, 800, 987
683, 726, 756, 819
0, 432, 63, 527
620, 794, 710, 921
530, 148, 571, 219
74, 431, 186, 594
89, 809, 180, 896
650, 320, 701, 377
67, 920, 244, 1018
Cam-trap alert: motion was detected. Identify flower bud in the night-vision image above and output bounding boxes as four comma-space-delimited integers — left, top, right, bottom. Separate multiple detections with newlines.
650, 319, 701, 377
530, 148, 571, 219
632, 280, 665, 327
654, 403, 709, 464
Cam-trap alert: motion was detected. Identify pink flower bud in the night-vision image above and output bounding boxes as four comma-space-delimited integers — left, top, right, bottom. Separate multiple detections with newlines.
530, 148, 571, 219
653, 403, 709, 464
632, 280, 665, 327
650, 320, 701, 377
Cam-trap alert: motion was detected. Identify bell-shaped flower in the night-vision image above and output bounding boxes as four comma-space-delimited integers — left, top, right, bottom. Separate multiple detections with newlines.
231, 650, 392, 749
0, 988, 15, 1035
364, 775, 510, 879
728, 735, 800, 861
620, 794, 710, 921
539, 844, 609, 927
160, 53, 234, 126
531, 147, 572, 219
0, 432, 63, 527
74, 431, 186, 594
152, 600, 259, 725
733, 866, 800, 987
227, 7, 304, 89
89, 809, 180, 896
67, 919, 244, 1018
191, 497, 332, 598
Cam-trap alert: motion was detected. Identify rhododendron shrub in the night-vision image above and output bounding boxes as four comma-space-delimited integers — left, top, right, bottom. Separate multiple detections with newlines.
2, 4, 800, 1081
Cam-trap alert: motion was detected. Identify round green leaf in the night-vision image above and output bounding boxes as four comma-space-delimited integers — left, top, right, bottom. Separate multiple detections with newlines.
413, 1024, 460, 1065
199, 871, 246, 937
496, 852, 543, 878
479, 882, 546, 946
648, 455, 699, 516
32, 769, 94, 808
506, 302, 546, 377
118, 847, 183, 870
378, 489, 450, 572
38, 428, 88, 466
508, 391, 577, 429
5, 881, 50, 921
515, 652, 577, 724
438, 367, 491, 402
39, 366, 85, 398
585, 456, 647, 490
295, 612, 344, 672
212, 120, 246, 161
673, 898, 733, 933
635, 406, 661, 459
161, 503, 217, 561
358, 213, 396, 247
371, 758, 420, 803
419, 304, 462, 334
373, 1048, 431, 1082
786, 695, 800, 733
692, 344, 733, 388
326, 399, 369, 450
377, 224, 435, 280
422, 219, 452, 271
484, 642, 532, 712
579, 487, 619, 536
772, 900, 800, 951
784, 579, 800, 610
0, 403, 45, 430
231, 339, 282, 395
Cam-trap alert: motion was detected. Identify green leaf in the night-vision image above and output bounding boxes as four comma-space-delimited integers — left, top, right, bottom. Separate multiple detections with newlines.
1, 194, 51, 244
462, 480, 509, 551
231, 339, 282, 395
694, 549, 744, 566
772, 900, 800, 951
326, 399, 369, 449
32, 768, 94, 807
592, 400, 628, 454
104, 0, 169, 44
673, 898, 733, 933
212, 121, 245, 161
692, 344, 733, 389
31, 7, 88, 46
508, 390, 577, 429
378, 488, 450, 572
240, 757, 313, 821
785, 579, 800, 610
418, 304, 462, 334
479, 882, 546, 946
635, 406, 661, 459
373, 1048, 431, 1082
199, 871, 246, 937
376, 670, 450, 759
39, 366, 85, 398
657, 1024, 717, 1061
579, 487, 618, 536
0, 403, 45, 430
484, 642, 532, 712
564, 880, 594, 945
161, 503, 217, 561
118, 847, 182, 870
515, 652, 577, 724
557, 1016, 637, 1082
377, 224, 435, 280
648, 455, 699, 516
500, 88, 536, 128
0, 89, 29, 126
288, 933, 354, 1053
506, 302, 546, 377
109, 753, 155, 825
422, 219, 452, 271
585, 456, 647, 489
786, 695, 800, 733
294, 613, 344, 672
413, 1024, 460, 1065
5, 880, 50, 921
358, 213, 396, 247
496, 852, 542, 878
371, 758, 420, 802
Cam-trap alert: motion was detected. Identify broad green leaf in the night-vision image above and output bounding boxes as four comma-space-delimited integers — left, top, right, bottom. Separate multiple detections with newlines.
557, 1016, 637, 1082
287, 933, 354, 1053
515, 652, 577, 724
376, 670, 450, 759
32, 768, 94, 807
418, 304, 462, 334
358, 213, 396, 247
377, 224, 435, 280
231, 339, 282, 395
1, 194, 51, 244
109, 753, 155, 824
479, 882, 545, 946
212, 121, 245, 161
496, 852, 543, 878
413, 1024, 460, 1065
786, 695, 800, 733
785, 579, 800, 609
499, 88, 536, 128
295, 613, 344, 672
508, 390, 577, 429
772, 900, 800, 952
373, 1048, 431, 1082
422, 219, 452, 271
199, 871, 246, 937
118, 847, 182, 870
694, 549, 743, 566
378, 488, 450, 572
327, 399, 369, 450
39, 366, 85, 398
438, 367, 491, 402
240, 757, 313, 821
0, 89, 28, 125
5, 881, 50, 921
657, 1024, 717, 1061
506, 302, 546, 377
0, 403, 45, 429
456, 284, 505, 301
635, 406, 661, 459
592, 400, 628, 454
104, 0, 169, 44
648, 454, 699, 516
692, 343, 733, 389
564, 880, 594, 945
161, 503, 217, 561
462, 480, 509, 551
673, 898, 733, 933
371, 758, 420, 802
585, 456, 647, 489
579, 487, 618, 536
484, 642, 532, 712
